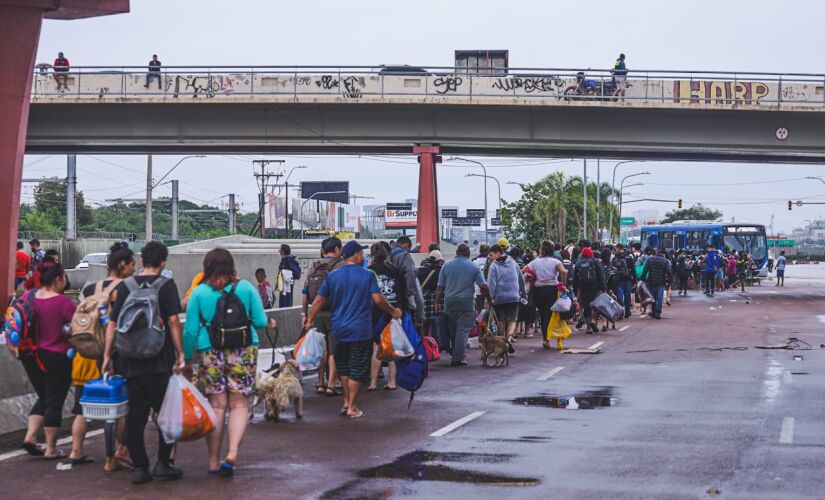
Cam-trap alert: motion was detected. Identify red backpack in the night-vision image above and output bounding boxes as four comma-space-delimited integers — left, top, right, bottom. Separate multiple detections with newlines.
423, 335, 440, 362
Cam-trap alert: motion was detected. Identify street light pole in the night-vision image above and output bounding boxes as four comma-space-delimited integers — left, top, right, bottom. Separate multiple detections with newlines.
610, 160, 640, 242
450, 157, 489, 243
283, 165, 307, 237
466, 173, 501, 213
617, 172, 651, 242
146, 154, 205, 241
300, 190, 347, 239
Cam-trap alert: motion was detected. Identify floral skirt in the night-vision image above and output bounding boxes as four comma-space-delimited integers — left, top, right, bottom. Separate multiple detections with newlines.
198, 346, 258, 396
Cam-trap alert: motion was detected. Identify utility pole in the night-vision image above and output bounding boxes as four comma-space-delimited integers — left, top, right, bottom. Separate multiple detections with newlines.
228, 194, 237, 234
583, 159, 588, 241
252, 160, 284, 238
170, 180, 179, 241
145, 154, 153, 241
66, 155, 77, 240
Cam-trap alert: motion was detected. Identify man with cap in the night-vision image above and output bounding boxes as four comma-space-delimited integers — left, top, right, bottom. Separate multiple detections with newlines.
305, 241, 402, 418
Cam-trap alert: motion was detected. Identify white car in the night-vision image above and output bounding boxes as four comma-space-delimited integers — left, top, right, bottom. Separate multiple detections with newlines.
75, 253, 108, 269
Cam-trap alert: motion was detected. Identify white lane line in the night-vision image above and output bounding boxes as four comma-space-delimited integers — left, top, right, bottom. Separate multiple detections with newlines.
783, 370, 793, 384
430, 411, 486, 437
0, 428, 105, 463
537, 366, 565, 381
618, 325, 630, 332
588, 341, 605, 350
779, 417, 795, 444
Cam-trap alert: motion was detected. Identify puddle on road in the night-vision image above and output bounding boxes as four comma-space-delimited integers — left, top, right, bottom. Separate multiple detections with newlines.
484, 435, 551, 443
512, 388, 617, 410
321, 451, 539, 499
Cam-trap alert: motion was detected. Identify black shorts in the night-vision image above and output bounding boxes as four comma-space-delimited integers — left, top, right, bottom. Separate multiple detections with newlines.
333, 340, 373, 384
493, 303, 519, 324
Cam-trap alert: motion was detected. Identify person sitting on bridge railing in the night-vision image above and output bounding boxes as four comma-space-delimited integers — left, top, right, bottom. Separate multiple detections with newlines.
144, 54, 162, 90
53, 52, 70, 91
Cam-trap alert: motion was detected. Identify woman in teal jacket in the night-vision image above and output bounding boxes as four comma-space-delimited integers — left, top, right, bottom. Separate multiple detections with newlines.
184, 248, 275, 476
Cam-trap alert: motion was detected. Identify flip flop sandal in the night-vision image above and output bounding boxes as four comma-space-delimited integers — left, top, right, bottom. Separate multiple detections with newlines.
367, 386, 377, 392
43, 450, 66, 460
21, 442, 44, 457
339, 407, 348, 416
113, 455, 133, 469
348, 410, 365, 419
383, 385, 397, 391
325, 387, 342, 396
66, 455, 94, 466
219, 460, 235, 477
315, 385, 326, 395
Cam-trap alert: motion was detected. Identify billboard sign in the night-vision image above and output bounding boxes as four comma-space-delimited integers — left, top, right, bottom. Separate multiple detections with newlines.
466, 209, 486, 218
385, 209, 417, 229
490, 217, 500, 226
452, 217, 481, 227
387, 202, 413, 211
300, 181, 349, 204
441, 208, 458, 218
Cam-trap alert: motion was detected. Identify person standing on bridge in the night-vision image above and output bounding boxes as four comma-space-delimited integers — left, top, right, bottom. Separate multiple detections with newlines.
305, 241, 402, 419
144, 54, 162, 90
612, 53, 628, 100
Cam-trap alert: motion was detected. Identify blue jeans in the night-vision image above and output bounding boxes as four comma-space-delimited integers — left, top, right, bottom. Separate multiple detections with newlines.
445, 310, 475, 364
615, 280, 632, 318
145, 72, 161, 89
649, 284, 665, 317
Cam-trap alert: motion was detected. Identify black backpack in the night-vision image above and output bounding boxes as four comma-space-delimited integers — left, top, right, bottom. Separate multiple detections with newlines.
613, 256, 629, 280
577, 259, 598, 289
306, 257, 342, 304
203, 282, 253, 349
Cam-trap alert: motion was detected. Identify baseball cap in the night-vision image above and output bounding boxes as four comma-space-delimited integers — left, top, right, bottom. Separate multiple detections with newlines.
497, 237, 509, 249
341, 240, 367, 259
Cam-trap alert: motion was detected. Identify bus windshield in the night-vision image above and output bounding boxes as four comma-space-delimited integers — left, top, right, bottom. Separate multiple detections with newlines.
723, 232, 767, 262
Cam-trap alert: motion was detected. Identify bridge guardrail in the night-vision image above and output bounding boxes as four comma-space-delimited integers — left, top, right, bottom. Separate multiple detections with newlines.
29, 65, 825, 108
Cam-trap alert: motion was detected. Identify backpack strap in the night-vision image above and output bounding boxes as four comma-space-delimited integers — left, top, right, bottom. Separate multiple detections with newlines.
124, 277, 139, 293
149, 276, 168, 290
94, 280, 105, 296
420, 269, 437, 289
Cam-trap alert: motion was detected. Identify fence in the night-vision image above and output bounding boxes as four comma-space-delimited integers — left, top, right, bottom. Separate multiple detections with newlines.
30, 65, 825, 109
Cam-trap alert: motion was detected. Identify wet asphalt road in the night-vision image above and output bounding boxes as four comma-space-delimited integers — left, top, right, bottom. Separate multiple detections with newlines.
1, 275, 824, 499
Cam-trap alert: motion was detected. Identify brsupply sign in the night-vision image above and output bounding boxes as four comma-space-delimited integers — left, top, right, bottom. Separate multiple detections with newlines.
385, 209, 417, 229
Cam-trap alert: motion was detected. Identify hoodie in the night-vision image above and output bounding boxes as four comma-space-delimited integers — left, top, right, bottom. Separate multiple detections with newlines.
487, 255, 525, 305
390, 246, 424, 323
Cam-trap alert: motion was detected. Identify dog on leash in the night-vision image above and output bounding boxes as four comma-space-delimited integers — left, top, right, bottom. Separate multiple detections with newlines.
256, 359, 303, 421
480, 333, 511, 367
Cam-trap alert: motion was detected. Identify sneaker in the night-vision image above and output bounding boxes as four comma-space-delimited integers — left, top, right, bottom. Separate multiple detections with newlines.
152, 462, 183, 481
450, 360, 468, 367
132, 467, 153, 484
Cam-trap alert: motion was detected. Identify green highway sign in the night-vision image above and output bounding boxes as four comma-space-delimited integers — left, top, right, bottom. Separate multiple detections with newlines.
620, 217, 636, 226
768, 239, 796, 246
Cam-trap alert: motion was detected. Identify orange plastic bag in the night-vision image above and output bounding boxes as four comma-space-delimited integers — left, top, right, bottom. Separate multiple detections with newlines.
158, 375, 217, 444
377, 318, 415, 362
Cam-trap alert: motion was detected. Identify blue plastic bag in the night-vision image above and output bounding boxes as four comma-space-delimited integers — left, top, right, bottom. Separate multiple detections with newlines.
295, 328, 325, 371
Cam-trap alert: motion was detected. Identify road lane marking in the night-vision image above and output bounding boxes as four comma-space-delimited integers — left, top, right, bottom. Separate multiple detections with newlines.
588, 341, 605, 350
618, 325, 630, 332
537, 366, 565, 381
779, 417, 795, 444
783, 370, 793, 384
430, 411, 486, 437
0, 429, 105, 462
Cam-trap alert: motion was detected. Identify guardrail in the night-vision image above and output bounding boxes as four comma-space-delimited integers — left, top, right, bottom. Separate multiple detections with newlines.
29, 65, 825, 108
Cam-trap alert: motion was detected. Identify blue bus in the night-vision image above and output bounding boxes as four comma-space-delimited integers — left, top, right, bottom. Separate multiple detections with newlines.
640, 222, 769, 269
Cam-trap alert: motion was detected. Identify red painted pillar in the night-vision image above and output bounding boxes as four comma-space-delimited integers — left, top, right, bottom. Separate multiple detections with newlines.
0, 5, 44, 304
414, 145, 441, 249
0, 1, 129, 303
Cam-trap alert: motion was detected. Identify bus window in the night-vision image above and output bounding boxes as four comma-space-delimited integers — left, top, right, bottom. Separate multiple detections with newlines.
659, 231, 673, 250
673, 233, 680, 250
641, 231, 649, 248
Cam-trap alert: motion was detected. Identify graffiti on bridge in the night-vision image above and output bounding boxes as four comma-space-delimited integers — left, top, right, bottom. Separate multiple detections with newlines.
313, 75, 365, 98
165, 74, 249, 98
673, 80, 770, 104
491, 76, 564, 95
433, 75, 463, 94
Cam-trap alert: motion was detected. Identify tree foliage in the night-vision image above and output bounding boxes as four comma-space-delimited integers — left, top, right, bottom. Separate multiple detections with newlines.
660, 204, 722, 224
500, 172, 619, 250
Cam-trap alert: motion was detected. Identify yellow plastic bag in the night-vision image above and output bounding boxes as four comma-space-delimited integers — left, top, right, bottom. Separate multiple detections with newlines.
546, 312, 571, 341
71, 354, 101, 386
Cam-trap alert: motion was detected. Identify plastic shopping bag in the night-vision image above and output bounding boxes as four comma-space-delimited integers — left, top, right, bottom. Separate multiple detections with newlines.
546, 312, 571, 341
378, 318, 415, 361
158, 374, 217, 444
295, 328, 325, 371
636, 281, 654, 307
551, 293, 572, 313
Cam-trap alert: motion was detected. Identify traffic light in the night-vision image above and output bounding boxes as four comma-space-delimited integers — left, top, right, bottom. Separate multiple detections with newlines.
788, 200, 793, 211
677, 199, 683, 209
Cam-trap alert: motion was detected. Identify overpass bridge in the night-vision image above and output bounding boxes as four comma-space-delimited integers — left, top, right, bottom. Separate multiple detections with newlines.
24, 65, 825, 262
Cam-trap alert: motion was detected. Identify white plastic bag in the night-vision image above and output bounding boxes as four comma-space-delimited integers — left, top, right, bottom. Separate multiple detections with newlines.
296, 328, 325, 371
157, 374, 218, 444
551, 293, 572, 312
389, 319, 415, 358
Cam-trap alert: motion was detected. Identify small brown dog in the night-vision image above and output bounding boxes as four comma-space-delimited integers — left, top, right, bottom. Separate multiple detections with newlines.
256, 359, 304, 421
480, 333, 511, 367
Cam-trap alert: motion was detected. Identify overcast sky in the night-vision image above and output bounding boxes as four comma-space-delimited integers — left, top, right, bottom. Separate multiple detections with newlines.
27, 0, 825, 234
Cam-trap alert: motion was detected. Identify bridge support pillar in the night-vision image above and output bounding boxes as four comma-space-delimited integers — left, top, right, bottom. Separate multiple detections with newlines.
0, 4, 44, 304
414, 145, 441, 249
